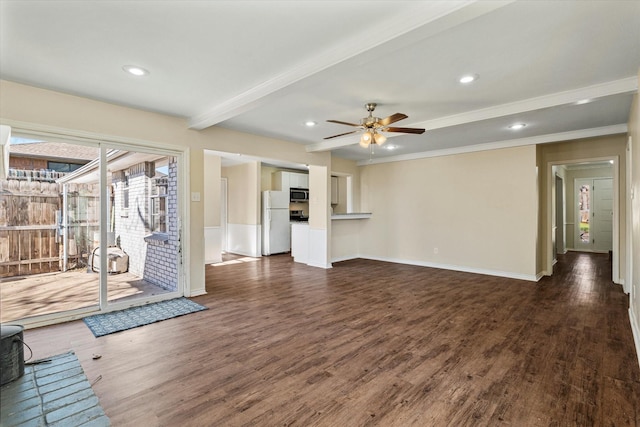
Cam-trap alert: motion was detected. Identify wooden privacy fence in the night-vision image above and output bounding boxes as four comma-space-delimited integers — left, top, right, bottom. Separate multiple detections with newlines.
0, 178, 99, 278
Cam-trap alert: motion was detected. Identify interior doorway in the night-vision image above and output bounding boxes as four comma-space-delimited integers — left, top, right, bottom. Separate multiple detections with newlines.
548, 159, 619, 284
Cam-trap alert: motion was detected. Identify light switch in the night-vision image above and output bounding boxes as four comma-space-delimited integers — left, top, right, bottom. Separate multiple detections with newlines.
191, 192, 201, 202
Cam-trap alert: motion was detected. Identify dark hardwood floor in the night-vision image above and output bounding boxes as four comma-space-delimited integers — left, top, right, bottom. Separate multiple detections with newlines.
20, 252, 640, 426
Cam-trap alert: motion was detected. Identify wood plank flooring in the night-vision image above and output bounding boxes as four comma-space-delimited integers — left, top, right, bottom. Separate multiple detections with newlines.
20, 252, 640, 426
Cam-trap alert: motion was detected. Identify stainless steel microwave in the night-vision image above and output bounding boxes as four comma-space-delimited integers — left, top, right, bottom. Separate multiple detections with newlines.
290, 189, 309, 202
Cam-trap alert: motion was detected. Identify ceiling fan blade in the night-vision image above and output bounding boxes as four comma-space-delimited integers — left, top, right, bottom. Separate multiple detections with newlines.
327, 119, 361, 127
378, 113, 408, 127
324, 130, 359, 140
385, 127, 425, 134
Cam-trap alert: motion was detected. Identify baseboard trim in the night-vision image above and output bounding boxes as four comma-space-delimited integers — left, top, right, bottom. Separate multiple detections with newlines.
308, 261, 333, 269
630, 305, 640, 372
331, 255, 358, 263
360, 255, 538, 282
188, 289, 207, 297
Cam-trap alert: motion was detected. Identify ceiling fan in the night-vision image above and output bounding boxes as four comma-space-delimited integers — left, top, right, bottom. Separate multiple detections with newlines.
324, 103, 425, 148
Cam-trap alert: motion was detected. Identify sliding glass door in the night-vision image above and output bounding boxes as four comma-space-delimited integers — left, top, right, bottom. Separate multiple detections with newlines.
0, 135, 183, 325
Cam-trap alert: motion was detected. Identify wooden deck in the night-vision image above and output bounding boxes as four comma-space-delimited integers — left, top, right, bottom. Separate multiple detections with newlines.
0, 269, 170, 322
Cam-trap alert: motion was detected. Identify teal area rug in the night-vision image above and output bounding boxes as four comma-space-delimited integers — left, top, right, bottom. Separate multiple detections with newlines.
0, 351, 110, 426
83, 297, 208, 337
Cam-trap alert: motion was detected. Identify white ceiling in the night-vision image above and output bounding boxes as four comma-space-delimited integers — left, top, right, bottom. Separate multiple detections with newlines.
1, 1, 638, 165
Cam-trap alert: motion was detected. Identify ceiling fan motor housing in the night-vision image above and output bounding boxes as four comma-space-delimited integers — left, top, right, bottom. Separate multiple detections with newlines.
362, 117, 380, 128
363, 103, 379, 128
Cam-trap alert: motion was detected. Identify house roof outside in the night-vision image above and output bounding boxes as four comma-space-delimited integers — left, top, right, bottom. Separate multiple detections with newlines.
10, 141, 99, 163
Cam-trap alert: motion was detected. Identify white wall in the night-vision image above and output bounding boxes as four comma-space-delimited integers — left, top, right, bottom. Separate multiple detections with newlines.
628, 73, 640, 367
358, 146, 538, 280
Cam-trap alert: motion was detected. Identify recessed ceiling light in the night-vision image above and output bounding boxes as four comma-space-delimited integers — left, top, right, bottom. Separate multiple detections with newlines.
384, 144, 398, 150
122, 65, 149, 76
459, 74, 478, 84
304, 121, 317, 127
509, 123, 526, 130
575, 99, 591, 105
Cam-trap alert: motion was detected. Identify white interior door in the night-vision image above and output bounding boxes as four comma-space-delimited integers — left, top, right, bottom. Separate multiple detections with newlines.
593, 178, 613, 252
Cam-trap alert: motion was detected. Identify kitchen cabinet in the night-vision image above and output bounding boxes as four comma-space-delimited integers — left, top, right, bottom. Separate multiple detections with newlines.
331, 176, 338, 205
291, 222, 309, 264
272, 171, 290, 192
272, 171, 308, 191
289, 172, 308, 189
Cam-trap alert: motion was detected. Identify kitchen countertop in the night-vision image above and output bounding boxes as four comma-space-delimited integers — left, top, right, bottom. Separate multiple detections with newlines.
331, 213, 372, 220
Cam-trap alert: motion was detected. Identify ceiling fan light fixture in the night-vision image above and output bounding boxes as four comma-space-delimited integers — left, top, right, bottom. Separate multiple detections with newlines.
373, 132, 387, 145
363, 131, 373, 143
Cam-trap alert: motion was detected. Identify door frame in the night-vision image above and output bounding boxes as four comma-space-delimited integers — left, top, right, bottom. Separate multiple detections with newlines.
221, 177, 228, 253
546, 156, 620, 284
554, 174, 564, 260
4, 122, 190, 329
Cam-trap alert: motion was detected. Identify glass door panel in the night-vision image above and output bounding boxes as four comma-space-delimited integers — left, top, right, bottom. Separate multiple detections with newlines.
104, 149, 178, 304
0, 138, 100, 322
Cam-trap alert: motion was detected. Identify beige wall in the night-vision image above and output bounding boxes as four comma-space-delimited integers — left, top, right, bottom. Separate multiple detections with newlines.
222, 162, 260, 225
194, 126, 331, 169
204, 152, 222, 227
358, 145, 538, 279
331, 156, 361, 213
260, 165, 278, 191
308, 165, 329, 230
538, 135, 627, 280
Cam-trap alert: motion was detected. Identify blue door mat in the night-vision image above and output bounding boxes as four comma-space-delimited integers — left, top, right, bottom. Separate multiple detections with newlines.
0, 351, 110, 426
83, 297, 208, 337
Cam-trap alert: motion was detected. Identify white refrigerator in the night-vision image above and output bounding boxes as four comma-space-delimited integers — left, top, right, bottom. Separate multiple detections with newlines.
262, 191, 290, 255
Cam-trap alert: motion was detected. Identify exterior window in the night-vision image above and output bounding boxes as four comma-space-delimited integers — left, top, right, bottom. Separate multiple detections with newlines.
150, 177, 168, 233
122, 174, 129, 209
47, 161, 84, 172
